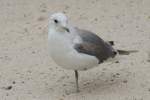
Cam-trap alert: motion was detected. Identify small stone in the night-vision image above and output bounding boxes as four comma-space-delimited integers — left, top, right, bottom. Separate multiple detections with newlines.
23, 14, 27, 18
115, 61, 119, 63
94, 18, 98, 21
6, 93, 9, 96
38, 27, 42, 30
27, 70, 32, 73
24, 28, 28, 32
26, 22, 30, 24
102, 68, 107, 71
37, 16, 46, 21
41, 9, 46, 12
65, 90, 70, 95
12, 81, 16, 84
123, 80, 128, 83
112, 74, 116, 78
120, 24, 124, 28
65, 5, 69, 10
83, 68, 87, 70
115, 15, 119, 19
4, 86, 12, 90
62, 11, 67, 14
32, 51, 36, 54
84, 82, 90, 86
135, 25, 139, 28
116, 73, 120, 75
63, 84, 67, 86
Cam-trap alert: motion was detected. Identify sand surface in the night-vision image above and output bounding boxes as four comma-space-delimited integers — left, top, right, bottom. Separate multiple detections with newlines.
0, 0, 150, 100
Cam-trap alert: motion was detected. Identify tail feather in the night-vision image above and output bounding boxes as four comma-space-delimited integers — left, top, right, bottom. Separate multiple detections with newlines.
107, 41, 138, 55
117, 50, 138, 55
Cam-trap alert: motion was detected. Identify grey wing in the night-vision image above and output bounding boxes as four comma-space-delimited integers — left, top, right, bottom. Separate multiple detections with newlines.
74, 28, 116, 63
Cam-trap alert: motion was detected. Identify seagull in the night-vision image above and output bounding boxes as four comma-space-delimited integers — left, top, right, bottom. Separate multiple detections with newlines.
48, 12, 137, 92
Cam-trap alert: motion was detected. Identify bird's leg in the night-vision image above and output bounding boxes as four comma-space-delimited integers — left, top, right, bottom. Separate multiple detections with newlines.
74, 70, 79, 92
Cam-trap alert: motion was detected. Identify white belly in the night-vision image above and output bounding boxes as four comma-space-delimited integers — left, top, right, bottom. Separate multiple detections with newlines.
48, 31, 99, 70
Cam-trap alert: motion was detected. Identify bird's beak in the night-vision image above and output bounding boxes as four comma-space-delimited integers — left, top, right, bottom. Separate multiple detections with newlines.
61, 22, 67, 28
62, 27, 70, 32
60, 22, 70, 32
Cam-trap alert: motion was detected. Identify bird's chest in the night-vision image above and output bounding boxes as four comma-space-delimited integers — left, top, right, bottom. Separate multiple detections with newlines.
48, 32, 74, 60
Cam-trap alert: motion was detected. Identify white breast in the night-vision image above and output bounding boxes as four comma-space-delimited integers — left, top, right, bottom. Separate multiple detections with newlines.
48, 29, 99, 70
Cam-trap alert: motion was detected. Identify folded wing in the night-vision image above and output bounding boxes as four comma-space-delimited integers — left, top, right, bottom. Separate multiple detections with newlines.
74, 28, 117, 64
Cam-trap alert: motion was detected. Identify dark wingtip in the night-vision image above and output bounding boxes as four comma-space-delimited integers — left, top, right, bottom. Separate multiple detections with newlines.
108, 41, 114, 46
114, 51, 117, 55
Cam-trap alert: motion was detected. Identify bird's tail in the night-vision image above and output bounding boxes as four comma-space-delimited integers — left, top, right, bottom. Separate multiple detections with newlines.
107, 41, 138, 55
117, 50, 138, 55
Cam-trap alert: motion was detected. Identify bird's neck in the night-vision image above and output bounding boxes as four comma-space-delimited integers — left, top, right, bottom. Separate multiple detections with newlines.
49, 24, 67, 35
48, 23, 56, 31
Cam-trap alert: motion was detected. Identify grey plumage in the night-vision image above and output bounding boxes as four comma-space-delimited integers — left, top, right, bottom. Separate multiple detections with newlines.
74, 28, 117, 63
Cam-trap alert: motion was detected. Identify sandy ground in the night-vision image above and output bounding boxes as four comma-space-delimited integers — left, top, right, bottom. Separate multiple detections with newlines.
0, 0, 150, 100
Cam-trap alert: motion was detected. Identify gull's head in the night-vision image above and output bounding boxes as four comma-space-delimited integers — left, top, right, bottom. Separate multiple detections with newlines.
49, 12, 69, 32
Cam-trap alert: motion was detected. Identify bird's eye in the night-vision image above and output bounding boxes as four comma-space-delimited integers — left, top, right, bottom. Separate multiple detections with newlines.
54, 19, 58, 23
